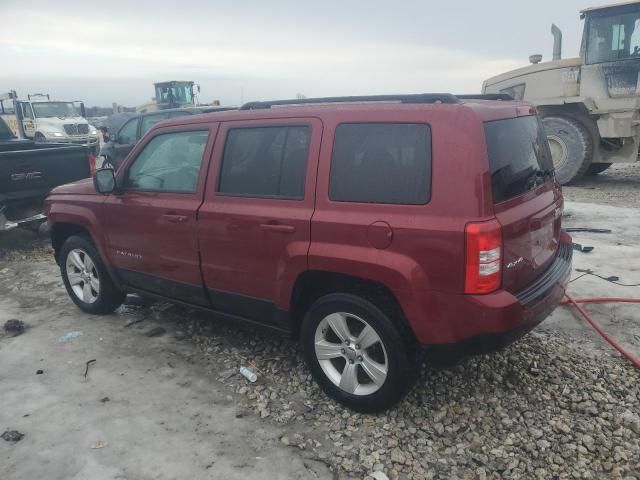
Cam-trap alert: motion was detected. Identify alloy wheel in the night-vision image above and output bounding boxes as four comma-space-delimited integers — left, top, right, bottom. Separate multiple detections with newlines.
65, 248, 100, 304
314, 312, 388, 396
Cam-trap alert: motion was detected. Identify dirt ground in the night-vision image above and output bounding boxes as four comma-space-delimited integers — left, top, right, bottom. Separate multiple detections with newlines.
1, 166, 639, 480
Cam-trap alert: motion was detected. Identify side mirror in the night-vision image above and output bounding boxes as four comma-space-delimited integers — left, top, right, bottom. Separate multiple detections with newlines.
93, 168, 116, 194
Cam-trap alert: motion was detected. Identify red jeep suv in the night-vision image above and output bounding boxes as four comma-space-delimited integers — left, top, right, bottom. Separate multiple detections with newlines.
44, 94, 572, 412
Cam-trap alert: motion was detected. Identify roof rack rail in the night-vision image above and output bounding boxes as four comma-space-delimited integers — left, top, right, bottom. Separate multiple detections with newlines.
240, 93, 460, 110
455, 93, 514, 101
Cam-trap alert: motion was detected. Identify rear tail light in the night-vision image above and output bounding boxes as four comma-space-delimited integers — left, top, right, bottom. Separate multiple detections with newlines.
465, 219, 502, 294
88, 152, 96, 176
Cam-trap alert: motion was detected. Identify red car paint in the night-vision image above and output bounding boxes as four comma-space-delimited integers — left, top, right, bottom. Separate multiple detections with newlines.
45, 98, 571, 347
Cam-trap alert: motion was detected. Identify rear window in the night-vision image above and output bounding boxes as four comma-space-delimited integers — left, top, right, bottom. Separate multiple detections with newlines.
329, 123, 431, 204
484, 115, 554, 203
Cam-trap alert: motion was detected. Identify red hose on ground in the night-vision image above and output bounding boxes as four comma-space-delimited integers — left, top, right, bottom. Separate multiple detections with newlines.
562, 293, 640, 369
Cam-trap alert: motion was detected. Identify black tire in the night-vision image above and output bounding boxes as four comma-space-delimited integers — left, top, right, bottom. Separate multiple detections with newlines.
34, 132, 46, 143
585, 162, 612, 176
541, 116, 593, 185
59, 235, 125, 314
300, 293, 416, 413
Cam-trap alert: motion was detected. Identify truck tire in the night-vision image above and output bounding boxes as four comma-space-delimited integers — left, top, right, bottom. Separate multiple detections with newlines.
59, 235, 125, 314
586, 162, 612, 176
300, 293, 416, 413
34, 132, 46, 143
542, 116, 593, 185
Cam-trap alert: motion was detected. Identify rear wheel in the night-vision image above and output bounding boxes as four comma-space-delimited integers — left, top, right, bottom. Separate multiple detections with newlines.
300, 293, 416, 413
585, 162, 612, 176
60, 235, 125, 314
542, 116, 593, 185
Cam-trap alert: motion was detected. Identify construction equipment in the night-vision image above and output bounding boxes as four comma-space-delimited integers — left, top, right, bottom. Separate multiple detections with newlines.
137, 81, 201, 113
483, 1, 640, 184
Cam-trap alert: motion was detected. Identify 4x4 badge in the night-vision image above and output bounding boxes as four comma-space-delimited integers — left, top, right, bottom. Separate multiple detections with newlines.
506, 257, 524, 269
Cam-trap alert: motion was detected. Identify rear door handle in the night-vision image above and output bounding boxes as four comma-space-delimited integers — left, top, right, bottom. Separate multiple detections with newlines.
163, 214, 188, 224
259, 222, 296, 233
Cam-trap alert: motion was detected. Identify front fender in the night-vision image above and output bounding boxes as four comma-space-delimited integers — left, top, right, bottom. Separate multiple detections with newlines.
47, 197, 116, 282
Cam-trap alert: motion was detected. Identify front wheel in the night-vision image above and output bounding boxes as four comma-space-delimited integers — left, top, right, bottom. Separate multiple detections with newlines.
60, 235, 125, 314
300, 293, 416, 413
541, 116, 593, 185
34, 132, 47, 143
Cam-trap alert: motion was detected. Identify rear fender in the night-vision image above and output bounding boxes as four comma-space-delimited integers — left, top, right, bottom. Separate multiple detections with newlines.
305, 246, 431, 338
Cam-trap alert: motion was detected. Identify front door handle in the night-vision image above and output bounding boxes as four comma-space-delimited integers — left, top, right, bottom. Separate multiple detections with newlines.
259, 222, 296, 233
163, 214, 188, 224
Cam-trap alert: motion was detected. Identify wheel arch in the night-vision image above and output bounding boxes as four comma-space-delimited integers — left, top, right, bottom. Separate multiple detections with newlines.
51, 222, 91, 262
289, 270, 418, 348
48, 209, 120, 289
537, 104, 599, 146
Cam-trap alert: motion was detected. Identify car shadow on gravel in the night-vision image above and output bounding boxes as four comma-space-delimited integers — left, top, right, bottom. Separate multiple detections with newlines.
119, 298, 640, 479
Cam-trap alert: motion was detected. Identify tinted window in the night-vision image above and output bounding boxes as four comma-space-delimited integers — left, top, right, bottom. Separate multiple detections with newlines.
484, 116, 554, 203
218, 126, 310, 199
127, 130, 209, 192
118, 118, 138, 144
329, 123, 431, 204
141, 113, 170, 136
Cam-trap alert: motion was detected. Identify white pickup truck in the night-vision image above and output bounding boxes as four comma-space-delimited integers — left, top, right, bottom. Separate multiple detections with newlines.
0, 92, 99, 149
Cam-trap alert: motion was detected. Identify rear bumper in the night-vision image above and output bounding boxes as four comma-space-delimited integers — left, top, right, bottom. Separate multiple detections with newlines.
0, 192, 49, 231
0, 212, 47, 232
407, 233, 572, 347
43, 137, 98, 145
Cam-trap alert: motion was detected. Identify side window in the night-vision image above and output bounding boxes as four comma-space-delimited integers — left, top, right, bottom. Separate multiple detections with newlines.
218, 125, 311, 199
22, 104, 34, 119
126, 130, 209, 193
329, 123, 431, 205
118, 119, 139, 144
140, 113, 170, 137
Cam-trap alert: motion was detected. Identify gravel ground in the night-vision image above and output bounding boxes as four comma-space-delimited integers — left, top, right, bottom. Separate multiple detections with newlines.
173, 310, 640, 480
563, 163, 640, 208
1, 168, 639, 479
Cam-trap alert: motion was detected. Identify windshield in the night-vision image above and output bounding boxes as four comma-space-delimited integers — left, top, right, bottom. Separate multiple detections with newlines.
32, 102, 79, 119
586, 8, 640, 64
154, 84, 194, 105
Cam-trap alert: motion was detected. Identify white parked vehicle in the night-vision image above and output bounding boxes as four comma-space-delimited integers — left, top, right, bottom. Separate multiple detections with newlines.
0, 92, 99, 148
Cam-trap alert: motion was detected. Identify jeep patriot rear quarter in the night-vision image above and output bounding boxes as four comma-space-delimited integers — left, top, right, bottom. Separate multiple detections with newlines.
44, 94, 572, 412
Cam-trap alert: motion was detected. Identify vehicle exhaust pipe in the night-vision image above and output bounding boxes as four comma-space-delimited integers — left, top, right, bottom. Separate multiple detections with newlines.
551, 24, 562, 60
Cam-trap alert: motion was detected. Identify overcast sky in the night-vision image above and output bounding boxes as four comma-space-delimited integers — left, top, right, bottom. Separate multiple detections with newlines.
0, 0, 606, 107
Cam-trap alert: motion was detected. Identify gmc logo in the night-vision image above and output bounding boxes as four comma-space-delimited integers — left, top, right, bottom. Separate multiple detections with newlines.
10, 172, 42, 181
